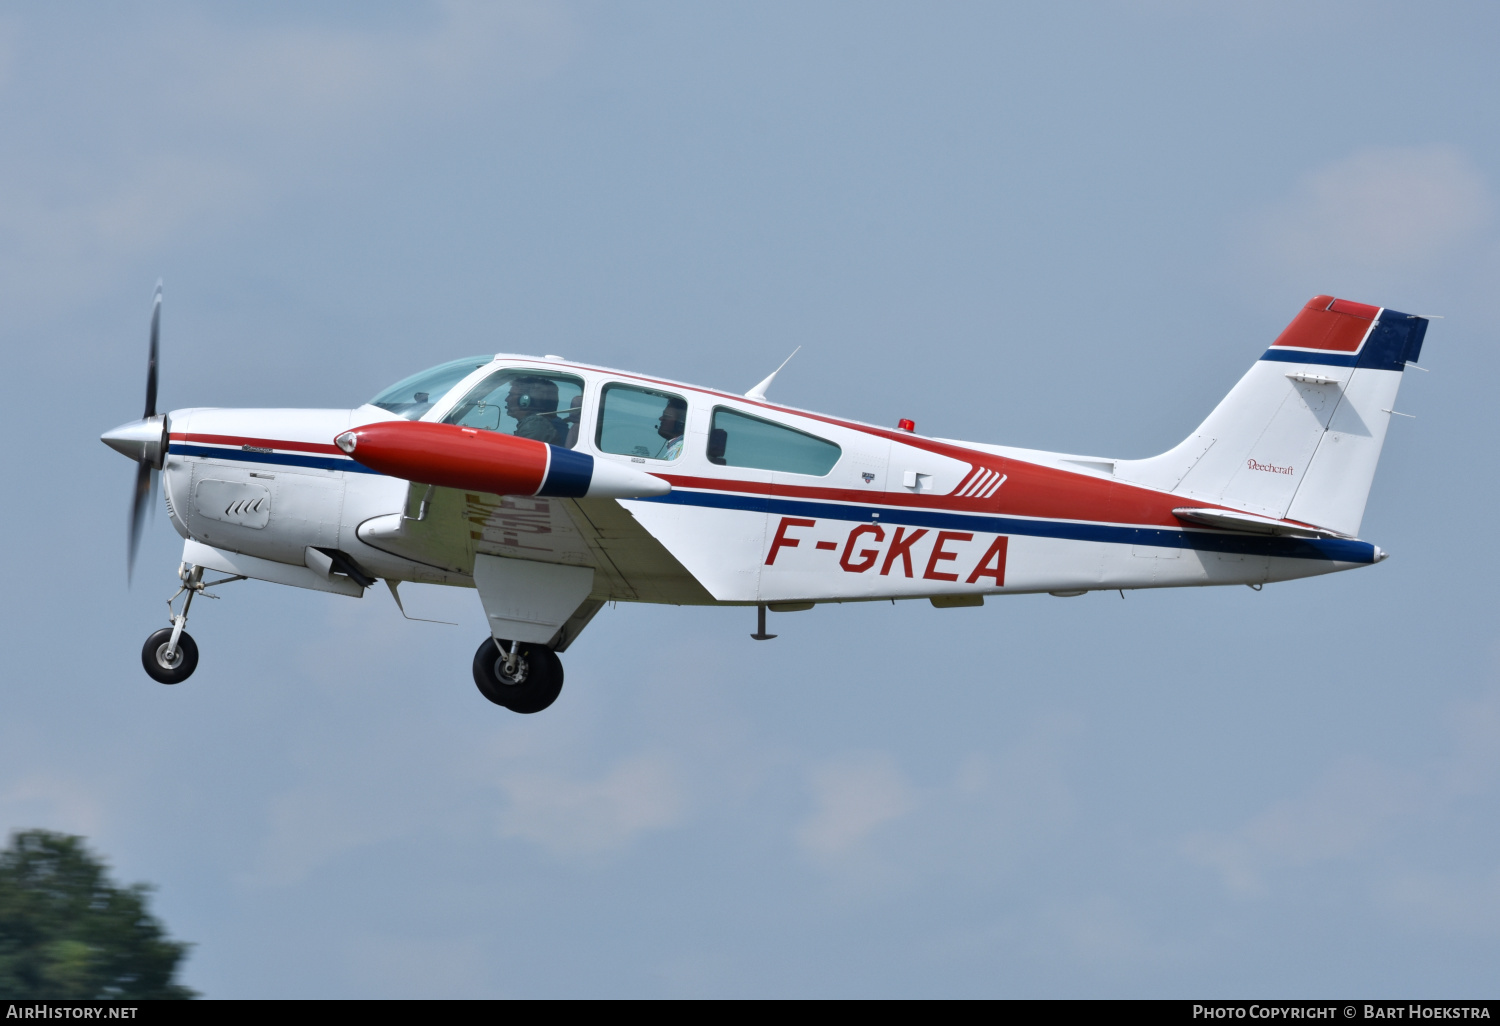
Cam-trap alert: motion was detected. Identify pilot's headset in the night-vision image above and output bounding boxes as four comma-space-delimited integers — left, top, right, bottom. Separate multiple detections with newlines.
510, 377, 559, 414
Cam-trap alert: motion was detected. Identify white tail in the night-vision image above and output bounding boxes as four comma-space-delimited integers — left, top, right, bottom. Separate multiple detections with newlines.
1116, 296, 1429, 538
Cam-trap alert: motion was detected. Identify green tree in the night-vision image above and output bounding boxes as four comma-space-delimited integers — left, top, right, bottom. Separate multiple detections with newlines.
0, 830, 196, 999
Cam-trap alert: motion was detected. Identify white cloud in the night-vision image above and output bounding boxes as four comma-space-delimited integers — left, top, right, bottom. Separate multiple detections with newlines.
0, 154, 263, 306
495, 752, 687, 856
949, 713, 1077, 841
1185, 686, 1500, 905
1240, 146, 1492, 296
790, 717, 1080, 900
796, 752, 918, 861
241, 783, 416, 888
0, 2, 576, 314
1042, 895, 1178, 975
1182, 758, 1418, 896
169, 0, 573, 132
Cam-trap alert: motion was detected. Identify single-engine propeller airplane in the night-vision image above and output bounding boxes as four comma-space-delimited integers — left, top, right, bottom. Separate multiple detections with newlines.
102, 288, 1428, 713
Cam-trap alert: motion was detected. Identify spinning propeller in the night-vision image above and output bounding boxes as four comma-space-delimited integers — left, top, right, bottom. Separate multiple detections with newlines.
100, 282, 170, 581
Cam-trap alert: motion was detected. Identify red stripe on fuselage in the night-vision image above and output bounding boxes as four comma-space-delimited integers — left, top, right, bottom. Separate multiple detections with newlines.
170, 432, 347, 455
659, 459, 1298, 531
173, 429, 1318, 536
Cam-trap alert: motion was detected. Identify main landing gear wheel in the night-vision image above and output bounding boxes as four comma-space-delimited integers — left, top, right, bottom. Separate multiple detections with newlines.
141, 627, 199, 685
472, 637, 564, 714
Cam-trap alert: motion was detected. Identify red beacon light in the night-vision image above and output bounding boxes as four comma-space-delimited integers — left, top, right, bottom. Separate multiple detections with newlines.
897, 418, 915, 432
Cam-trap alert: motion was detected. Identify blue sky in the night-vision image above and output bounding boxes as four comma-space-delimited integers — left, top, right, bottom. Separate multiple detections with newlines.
2, 1, 1498, 997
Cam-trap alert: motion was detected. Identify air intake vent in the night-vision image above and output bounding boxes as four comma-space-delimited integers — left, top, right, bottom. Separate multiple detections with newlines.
193, 479, 271, 529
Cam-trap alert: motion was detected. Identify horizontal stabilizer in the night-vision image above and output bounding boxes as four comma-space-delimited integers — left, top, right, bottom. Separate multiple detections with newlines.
1172, 507, 1343, 539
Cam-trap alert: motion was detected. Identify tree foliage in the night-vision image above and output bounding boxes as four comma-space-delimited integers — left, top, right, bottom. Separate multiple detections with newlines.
0, 830, 195, 999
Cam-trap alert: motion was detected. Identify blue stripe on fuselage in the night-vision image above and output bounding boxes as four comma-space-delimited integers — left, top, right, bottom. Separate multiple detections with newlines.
636, 489, 1377, 563
171, 443, 383, 474
174, 444, 1376, 564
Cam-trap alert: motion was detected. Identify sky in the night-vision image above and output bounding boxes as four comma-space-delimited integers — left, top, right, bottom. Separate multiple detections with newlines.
2, 0, 1498, 998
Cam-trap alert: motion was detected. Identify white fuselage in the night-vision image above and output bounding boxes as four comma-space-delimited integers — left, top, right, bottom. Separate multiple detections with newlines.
157, 355, 1380, 610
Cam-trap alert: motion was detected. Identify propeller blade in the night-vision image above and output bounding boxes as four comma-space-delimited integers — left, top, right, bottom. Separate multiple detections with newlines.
128, 461, 156, 582
128, 281, 164, 582
144, 281, 161, 419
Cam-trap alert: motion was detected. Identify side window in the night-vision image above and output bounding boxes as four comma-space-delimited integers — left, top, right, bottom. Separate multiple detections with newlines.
708, 407, 841, 476
443, 370, 585, 449
596, 383, 688, 461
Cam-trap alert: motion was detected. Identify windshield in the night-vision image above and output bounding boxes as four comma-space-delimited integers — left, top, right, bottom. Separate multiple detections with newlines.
369, 357, 492, 420
444, 369, 585, 448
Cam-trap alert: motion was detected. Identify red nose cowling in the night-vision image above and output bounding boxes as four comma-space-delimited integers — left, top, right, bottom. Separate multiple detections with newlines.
335, 421, 550, 496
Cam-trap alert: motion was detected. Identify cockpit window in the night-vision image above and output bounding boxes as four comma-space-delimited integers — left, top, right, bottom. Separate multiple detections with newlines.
443, 369, 585, 449
596, 383, 687, 461
370, 357, 491, 420
707, 407, 841, 475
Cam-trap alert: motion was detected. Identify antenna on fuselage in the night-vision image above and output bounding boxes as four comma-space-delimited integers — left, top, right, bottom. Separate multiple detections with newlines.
744, 346, 801, 402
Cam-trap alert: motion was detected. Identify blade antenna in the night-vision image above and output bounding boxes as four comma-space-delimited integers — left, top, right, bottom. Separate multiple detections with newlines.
744, 346, 801, 402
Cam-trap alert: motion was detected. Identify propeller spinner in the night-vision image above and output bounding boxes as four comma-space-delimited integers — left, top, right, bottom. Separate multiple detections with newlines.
100, 282, 169, 581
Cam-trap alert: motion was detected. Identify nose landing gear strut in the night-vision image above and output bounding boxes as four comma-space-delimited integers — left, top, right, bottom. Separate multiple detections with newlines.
140, 563, 244, 685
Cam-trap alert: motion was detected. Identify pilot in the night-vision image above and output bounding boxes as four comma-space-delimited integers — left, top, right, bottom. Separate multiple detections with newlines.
656, 396, 687, 460
504, 377, 562, 445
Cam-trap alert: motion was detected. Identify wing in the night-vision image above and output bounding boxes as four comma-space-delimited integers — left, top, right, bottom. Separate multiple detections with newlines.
357, 482, 713, 606
561, 497, 715, 605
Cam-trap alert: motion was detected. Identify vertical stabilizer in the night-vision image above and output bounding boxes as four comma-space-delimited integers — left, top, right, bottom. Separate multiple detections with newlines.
1115, 296, 1428, 538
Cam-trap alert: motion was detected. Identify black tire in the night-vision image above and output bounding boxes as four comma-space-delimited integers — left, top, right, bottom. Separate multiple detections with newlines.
472, 637, 564, 714
141, 628, 199, 685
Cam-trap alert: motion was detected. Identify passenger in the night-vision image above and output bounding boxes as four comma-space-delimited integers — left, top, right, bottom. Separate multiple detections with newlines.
562, 394, 583, 449
656, 396, 687, 460
505, 377, 562, 445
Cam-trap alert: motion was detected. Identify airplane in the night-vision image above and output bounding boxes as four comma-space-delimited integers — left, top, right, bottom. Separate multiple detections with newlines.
101, 289, 1429, 713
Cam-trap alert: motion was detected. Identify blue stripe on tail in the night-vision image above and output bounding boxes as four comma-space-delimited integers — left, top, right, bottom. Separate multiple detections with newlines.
1260, 308, 1428, 371
1357, 308, 1427, 371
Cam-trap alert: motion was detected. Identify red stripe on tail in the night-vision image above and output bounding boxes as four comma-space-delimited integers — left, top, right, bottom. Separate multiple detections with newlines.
1270, 295, 1380, 353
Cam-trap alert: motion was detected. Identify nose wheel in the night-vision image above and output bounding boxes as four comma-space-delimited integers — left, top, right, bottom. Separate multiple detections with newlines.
138, 562, 245, 685
472, 637, 564, 713
142, 628, 199, 684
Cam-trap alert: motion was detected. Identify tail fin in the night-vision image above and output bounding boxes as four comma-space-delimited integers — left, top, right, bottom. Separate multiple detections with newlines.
1116, 296, 1428, 538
